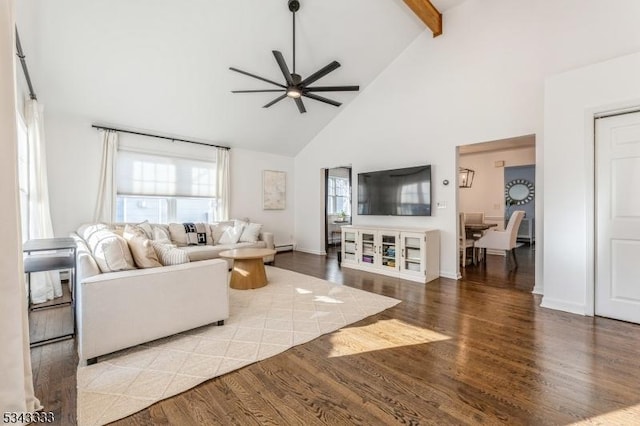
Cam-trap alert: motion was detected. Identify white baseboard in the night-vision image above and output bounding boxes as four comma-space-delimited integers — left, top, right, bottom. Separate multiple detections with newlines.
294, 247, 325, 256
540, 297, 587, 316
439, 271, 459, 280
532, 285, 544, 295
275, 244, 294, 252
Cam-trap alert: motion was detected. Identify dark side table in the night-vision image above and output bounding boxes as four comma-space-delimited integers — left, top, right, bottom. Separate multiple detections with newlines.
23, 237, 76, 347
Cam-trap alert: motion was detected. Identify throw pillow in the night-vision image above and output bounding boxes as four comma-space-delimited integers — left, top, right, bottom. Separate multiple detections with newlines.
168, 222, 212, 247
151, 241, 190, 266
135, 220, 154, 239
76, 223, 109, 242
239, 222, 263, 243
123, 224, 148, 240
127, 235, 162, 268
85, 229, 136, 273
183, 222, 208, 245
210, 221, 234, 244
152, 226, 171, 243
218, 223, 245, 244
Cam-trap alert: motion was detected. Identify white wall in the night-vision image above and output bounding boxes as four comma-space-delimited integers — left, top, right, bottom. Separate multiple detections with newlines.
543, 51, 640, 315
230, 148, 295, 247
42, 111, 296, 241
459, 147, 535, 218
294, 0, 640, 282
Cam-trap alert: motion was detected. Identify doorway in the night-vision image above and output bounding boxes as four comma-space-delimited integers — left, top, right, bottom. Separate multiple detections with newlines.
594, 111, 640, 324
324, 167, 352, 253
457, 135, 537, 292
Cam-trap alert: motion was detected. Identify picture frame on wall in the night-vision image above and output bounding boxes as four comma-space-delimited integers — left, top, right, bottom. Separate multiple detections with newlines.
263, 170, 286, 210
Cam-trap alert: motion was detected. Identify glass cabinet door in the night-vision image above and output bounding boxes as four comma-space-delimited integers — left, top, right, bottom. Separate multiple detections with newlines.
342, 230, 357, 264
360, 232, 376, 265
379, 232, 399, 270
401, 232, 425, 276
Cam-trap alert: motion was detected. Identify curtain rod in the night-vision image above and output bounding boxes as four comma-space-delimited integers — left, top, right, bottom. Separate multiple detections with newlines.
15, 26, 37, 101
91, 125, 230, 150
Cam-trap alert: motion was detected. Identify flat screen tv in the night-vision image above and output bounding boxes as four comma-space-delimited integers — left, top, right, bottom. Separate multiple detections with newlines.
357, 165, 432, 216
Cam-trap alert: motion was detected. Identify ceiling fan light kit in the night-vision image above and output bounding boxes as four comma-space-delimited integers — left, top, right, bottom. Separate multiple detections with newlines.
229, 0, 359, 113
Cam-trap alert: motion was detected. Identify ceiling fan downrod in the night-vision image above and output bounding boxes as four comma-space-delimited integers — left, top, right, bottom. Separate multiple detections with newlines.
289, 0, 299, 75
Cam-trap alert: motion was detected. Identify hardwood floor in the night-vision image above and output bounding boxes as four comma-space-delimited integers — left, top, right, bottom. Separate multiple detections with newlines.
31, 247, 640, 425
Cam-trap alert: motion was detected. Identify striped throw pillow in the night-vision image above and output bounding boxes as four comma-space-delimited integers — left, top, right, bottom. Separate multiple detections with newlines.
150, 241, 190, 266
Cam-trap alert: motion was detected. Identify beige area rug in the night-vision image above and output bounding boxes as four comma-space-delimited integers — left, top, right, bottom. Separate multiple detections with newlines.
77, 266, 401, 425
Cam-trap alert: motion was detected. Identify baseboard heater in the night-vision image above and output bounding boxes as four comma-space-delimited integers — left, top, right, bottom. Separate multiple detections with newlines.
275, 244, 294, 252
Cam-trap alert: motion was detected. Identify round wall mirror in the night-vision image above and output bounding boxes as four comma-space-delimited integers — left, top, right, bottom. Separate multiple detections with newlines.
505, 179, 535, 205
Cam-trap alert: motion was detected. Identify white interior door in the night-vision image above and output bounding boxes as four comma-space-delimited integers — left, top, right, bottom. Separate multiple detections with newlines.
595, 111, 640, 324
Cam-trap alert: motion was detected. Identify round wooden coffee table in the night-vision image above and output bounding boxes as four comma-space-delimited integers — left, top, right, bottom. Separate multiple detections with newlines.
218, 248, 277, 290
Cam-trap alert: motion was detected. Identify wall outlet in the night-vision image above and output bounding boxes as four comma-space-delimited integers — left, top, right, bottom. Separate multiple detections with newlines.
437, 201, 447, 209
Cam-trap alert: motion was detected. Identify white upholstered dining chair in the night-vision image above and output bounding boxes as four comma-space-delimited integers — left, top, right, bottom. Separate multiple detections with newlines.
474, 210, 525, 269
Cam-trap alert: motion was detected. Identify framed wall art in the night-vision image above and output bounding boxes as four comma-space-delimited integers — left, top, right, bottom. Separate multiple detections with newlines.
263, 170, 286, 210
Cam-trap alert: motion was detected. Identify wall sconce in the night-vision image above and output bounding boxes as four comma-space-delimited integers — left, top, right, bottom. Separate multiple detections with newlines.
459, 168, 475, 188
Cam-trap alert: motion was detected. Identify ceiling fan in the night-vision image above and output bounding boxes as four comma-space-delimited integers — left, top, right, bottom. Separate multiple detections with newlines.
229, 0, 359, 114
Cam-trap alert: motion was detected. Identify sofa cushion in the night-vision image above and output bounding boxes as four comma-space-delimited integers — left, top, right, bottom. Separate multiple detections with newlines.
84, 228, 136, 273
127, 235, 162, 268
151, 241, 190, 266
239, 223, 263, 243
168, 223, 213, 247
181, 245, 220, 262
220, 241, 267, 250
182, 241, 267, 261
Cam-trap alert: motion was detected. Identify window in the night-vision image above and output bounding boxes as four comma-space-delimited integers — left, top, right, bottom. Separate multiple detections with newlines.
17, 116, 29, 241
327, 176, 351, 216
115, 149, 217, 223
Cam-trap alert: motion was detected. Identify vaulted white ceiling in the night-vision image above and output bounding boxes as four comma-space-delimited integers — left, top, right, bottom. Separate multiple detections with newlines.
20, 0, 467, 156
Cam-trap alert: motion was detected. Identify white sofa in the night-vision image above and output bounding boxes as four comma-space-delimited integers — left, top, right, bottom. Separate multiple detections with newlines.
72, 220, 274, 365
75, 258, 228, 365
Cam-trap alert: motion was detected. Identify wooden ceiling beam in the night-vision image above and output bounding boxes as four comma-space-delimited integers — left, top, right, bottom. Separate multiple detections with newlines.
403, 0, 442, 37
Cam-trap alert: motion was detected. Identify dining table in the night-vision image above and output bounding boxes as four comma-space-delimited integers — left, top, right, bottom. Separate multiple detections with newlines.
464, 222, 498, 233
464, 222, 498, 264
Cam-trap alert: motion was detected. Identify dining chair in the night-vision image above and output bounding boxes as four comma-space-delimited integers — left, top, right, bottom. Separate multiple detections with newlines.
463, 212, 485, 224
463, 212, 486, 238
474, 210, 525, 269
459, 213, 476, 268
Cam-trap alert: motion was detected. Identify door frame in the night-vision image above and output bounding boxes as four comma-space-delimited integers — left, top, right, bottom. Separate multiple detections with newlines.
588, 104, 640, 316
321, 165, 353, 254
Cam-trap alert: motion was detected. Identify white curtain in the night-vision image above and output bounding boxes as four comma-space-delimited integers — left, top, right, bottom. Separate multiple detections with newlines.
25, 99, 62, 304
0, 0, 41, 414
93, 130, 118, 223
215, 148, 230, 221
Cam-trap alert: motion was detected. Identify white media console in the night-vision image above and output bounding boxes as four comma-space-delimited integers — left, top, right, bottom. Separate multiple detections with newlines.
341, 225, 440, 283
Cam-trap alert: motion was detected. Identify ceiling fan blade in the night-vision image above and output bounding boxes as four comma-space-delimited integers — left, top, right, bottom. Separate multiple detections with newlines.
294, 98, 307, 113
300, 61, 341, 86
272, 51, 294, 86
303, 92, 342, 107
232, 89, 285, 93
229, 67, 286, 88
263, 94, 287, 108
305, 85, 359, 92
